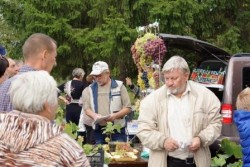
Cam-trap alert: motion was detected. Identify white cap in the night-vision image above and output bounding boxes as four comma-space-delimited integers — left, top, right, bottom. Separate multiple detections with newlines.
151, 63, 160, 70
90, 61, 109, 75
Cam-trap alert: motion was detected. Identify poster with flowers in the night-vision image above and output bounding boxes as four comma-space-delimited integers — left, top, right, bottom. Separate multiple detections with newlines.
130, 22, 167, 92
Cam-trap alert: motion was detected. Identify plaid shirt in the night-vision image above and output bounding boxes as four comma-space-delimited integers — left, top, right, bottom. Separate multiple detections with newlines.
0, 65, 36, 112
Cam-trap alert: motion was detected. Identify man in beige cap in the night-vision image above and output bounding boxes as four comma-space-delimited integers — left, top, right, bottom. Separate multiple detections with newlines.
82, 61, 132, 144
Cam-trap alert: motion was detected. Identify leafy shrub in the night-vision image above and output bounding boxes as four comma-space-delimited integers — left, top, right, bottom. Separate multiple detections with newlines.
211, 139, 242, 167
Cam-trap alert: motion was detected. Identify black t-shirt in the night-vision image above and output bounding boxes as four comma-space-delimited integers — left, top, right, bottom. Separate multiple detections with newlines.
58, 80, 87, 99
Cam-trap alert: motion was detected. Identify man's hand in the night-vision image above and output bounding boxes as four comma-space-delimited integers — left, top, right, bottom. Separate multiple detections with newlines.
105, 113, 117, 122
64, 99, 70, 105
188, 137, 201, 152
58, 96, 70, 105
164, 138, 179, 152
93, 113, 101, 121
93, 114, 106, 126
125, 77, 132, 86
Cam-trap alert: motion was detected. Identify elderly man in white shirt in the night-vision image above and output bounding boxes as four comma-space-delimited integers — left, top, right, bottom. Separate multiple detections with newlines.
137, 55, 222, 167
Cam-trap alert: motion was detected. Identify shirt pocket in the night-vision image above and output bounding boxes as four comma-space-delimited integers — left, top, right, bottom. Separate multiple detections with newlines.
110, 94, 122, 112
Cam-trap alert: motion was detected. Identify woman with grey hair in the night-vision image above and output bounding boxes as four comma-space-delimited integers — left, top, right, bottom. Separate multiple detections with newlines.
58, 68, 87, 125
0, 71, 90, 166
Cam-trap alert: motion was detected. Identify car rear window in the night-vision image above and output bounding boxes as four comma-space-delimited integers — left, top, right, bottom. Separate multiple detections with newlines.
243, 67, 250, 89
189, 59, 226, 101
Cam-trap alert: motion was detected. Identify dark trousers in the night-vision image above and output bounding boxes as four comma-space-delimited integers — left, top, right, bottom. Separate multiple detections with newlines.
85, 124, 95, 144
167, 156, 196, 167
65, 104, 81, 125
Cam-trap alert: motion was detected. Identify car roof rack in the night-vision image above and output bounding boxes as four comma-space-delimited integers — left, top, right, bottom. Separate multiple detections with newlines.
232, 53, 250, 57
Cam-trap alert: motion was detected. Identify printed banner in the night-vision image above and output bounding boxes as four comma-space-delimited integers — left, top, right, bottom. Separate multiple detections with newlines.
190, 68, 225, 85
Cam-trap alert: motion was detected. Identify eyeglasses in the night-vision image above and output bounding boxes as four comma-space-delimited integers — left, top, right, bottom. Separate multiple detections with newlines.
93, 73, 104, 79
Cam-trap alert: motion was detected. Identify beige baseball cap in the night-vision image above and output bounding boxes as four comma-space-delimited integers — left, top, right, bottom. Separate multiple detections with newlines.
90, 61, 109, 75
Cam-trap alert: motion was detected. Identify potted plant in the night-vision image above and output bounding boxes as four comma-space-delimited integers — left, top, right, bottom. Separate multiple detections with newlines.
102, 122, 122, 152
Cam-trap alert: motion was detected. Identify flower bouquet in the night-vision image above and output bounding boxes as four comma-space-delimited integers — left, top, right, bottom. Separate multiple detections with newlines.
131, 32, 167, 90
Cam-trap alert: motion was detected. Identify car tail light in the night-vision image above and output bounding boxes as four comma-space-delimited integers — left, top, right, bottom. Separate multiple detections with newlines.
221, 104, 233, 124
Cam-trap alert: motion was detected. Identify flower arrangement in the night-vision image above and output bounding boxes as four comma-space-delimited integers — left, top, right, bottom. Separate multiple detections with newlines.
133, 99, 141, 119
131, 32, 166, 90
134, 99, 141, 112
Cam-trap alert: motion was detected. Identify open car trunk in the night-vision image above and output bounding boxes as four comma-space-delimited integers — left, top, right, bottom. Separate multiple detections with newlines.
159, 33, 231, 61
159, 33, 231, 100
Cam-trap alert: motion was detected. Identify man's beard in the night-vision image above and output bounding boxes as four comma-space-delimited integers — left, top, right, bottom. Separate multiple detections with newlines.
169, 88, 178, 95
169, 84, 186, 95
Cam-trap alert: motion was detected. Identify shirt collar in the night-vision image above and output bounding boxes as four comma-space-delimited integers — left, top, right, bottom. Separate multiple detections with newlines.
19, 65, 37, 73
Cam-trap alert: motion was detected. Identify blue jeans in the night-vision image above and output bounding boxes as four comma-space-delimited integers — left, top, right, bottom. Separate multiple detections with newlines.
94, 125, 127, 144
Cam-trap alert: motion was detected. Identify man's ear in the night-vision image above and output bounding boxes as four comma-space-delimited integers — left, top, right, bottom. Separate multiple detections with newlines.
185, 72, 190, 80
41, 49, 48, 61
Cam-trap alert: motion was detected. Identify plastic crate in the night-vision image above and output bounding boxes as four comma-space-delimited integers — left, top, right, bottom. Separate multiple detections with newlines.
87, 148, 104, 167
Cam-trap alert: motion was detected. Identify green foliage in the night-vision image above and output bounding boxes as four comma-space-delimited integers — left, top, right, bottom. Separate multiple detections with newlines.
150, 0, 199, 35
127, 89, 136, 105
64, 122, 79, 139
216, 27, 242, 54
0, 15, 20, 58
133, 111, 139, 120
211, 154, 229, 167
56, 106, 78, 140
227, 162, 243, 167
102, 122, 122, 135
211, 139, 242, 167
102, 122, 122, 142
0, 0, 250, 80
83, 144, 102, 156
54, 105, 113, 163
55, 105, 65, 125
83, 144, 94, 155
221, 139, 242, 159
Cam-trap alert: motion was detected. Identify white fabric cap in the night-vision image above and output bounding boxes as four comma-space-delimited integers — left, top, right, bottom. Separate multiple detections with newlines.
90, 61, 109, 75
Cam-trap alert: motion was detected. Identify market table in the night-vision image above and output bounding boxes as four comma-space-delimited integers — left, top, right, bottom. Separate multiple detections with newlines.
108, 157, 148, 167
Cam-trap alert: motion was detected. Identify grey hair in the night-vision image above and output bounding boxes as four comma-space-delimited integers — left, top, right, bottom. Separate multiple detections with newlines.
72, 68, 85, 78
162, 55, 190, 74
9, 71, 58, 114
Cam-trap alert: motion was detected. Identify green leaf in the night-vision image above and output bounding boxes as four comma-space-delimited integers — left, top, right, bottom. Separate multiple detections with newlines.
83, 144, 102, 156
211, 138, 242, 166
64, 122, 78, 139
83, 144, 94, 155
101, 122, 122, 141
227, 160, 243, 167
221, 138, 242, 159
211, 154, 227, 167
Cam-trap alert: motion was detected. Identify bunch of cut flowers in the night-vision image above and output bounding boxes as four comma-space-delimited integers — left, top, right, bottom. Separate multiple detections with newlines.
131, 33, 166, 89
